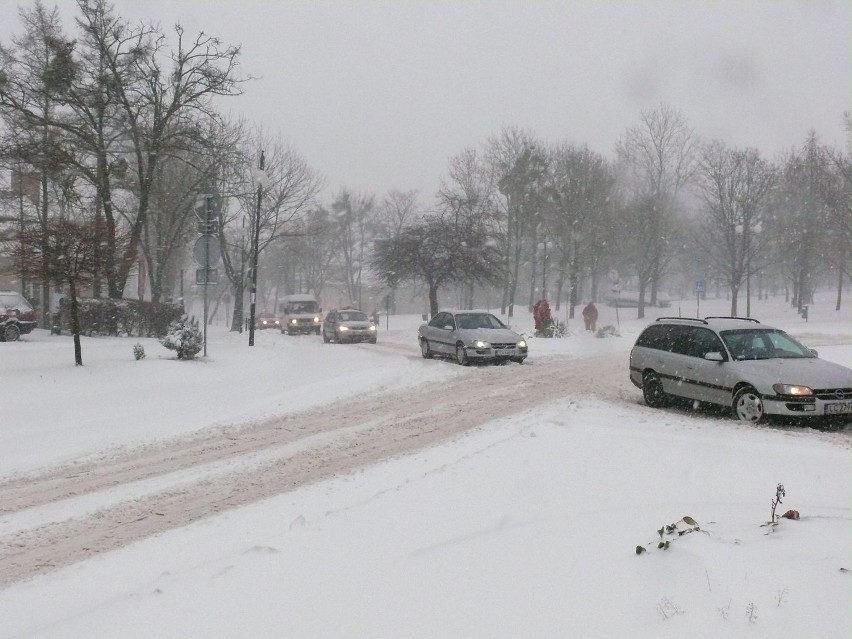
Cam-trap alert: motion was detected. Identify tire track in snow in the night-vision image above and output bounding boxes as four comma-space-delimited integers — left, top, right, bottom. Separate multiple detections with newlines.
0, 354, 628, 588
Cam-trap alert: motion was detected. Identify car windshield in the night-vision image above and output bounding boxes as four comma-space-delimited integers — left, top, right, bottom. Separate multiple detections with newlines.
455, 313, 505, 330
282, 301, 316, 314
339, 311, 367, 322
720, 329, 814, 360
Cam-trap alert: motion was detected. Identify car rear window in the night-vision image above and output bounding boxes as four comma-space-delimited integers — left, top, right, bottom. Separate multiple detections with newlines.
0, 292, 32, 310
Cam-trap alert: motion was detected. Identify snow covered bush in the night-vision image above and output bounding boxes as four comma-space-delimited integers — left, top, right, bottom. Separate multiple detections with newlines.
595, 324, 620, 338
133, 343, 146, 360
160, 316, 203, 360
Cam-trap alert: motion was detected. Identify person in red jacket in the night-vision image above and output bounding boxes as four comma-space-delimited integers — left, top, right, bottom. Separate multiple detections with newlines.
533, 299, 552, 334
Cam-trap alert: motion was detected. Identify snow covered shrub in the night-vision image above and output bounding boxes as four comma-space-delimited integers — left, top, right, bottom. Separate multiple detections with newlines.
595, 324, 620, 338
160, 316, 203, 360
133, 343, 146, 360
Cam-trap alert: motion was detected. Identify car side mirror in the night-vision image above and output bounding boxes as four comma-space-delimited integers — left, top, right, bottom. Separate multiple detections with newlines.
704, 352, 724, 362
809, 348, 818, 357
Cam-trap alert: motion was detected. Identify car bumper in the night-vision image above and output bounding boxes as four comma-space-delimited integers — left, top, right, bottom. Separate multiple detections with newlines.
463, 346, 527, 362
762, 396, 852, 418
17, 321, 37, 335
338, 332, 376, 343
286, 325, 319, 333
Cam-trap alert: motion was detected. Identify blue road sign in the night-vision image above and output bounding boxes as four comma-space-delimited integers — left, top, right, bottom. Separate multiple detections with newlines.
695, 279, 705, 293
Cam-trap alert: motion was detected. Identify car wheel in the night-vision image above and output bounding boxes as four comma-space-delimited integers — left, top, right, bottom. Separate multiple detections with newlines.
733, 386, 765, 423
2, 323, 21, 342
322, 331, 330, 343
315, 328, 321, 335
369, 339, 377, 344
420, 338, 433, 359
455, 343, 469, 366
514, 357, 525, 365
642, 371, 668, 408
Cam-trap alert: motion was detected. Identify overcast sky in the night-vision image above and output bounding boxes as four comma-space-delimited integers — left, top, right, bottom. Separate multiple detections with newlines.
2, 0, 850, 201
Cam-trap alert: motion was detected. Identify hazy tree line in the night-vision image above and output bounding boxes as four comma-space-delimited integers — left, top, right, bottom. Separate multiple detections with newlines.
1, 1, 850, 334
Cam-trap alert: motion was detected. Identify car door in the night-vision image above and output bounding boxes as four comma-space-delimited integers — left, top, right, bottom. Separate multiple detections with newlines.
682, 327, 730, 405
656, 325, 696, 400
427, 312, 456, 355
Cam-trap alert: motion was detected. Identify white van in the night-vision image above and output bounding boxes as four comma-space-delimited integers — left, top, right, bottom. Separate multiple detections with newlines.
277, 294, 322, 335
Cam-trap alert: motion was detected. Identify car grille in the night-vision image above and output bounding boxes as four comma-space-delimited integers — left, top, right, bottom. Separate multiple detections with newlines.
813, 388, 852, 400
490, 343, 518, 350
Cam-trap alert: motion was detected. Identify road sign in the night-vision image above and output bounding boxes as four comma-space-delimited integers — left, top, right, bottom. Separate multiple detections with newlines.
193, 235, 221, 268
194, 193, 222, 222
695, 278, 705, 294
196, 267, 218, 285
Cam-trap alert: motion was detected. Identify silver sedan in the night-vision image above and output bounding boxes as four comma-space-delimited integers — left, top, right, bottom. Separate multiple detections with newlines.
418, 311, 528, 365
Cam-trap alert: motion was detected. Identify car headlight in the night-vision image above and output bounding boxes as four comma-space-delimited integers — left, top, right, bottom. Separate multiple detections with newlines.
517, 339, 527, 349
290, 319, 297, 325
274, 320, 280, 325
473, 340, 490, 349
313, 316, 320, 323
772, 384, 813, 396
339, 325, 349, 331
369, 325, 376, 331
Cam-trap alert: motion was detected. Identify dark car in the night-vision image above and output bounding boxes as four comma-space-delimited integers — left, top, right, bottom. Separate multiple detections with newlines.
0, 291, 38, 342
322, 308, 377, 344
418, 310, 527, 365
255, 313, 281, 330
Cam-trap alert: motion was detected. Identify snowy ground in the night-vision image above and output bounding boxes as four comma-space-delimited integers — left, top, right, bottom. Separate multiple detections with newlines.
0, 293, 850, 638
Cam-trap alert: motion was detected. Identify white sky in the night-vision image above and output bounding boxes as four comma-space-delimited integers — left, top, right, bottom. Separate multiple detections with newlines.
2, 0, 850, 199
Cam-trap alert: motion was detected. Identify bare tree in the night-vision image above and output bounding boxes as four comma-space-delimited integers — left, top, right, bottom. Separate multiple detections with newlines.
546, 143, 616, 316
487, 127, 548, 317
330, 189, 375, 309
370, 215, 502, 317
775, 132, 831, 310
217, 130, 321, 331
437, 148, 496, 309
616, 104, 696, 318
694, 141, 776, 315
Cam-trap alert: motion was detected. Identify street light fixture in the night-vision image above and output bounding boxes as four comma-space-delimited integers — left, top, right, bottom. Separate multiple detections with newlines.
248, 150, 266, 346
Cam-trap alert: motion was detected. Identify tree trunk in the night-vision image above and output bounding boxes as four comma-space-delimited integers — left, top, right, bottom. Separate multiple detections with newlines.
428, 282, 439, 317
729, 284, 740, 316
230, 283, 245, 332
68, 278, 83, 366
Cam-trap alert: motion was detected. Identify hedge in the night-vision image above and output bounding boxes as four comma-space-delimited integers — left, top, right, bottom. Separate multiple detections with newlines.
55, 298, 185, 337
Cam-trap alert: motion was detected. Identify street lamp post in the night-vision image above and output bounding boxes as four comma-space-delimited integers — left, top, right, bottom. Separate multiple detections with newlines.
248, 150, 266, 346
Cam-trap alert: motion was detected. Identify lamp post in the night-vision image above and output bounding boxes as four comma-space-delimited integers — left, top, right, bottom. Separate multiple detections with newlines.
248, 150, 266, 346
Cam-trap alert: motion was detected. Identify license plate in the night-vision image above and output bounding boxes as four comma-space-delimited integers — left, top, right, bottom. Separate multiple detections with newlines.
825, 401, 852, 415
495, 349, 514, 356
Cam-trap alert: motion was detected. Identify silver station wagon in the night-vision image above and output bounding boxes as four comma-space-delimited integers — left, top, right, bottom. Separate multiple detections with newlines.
629, 316, 852, 425
419, 311, 528, 365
